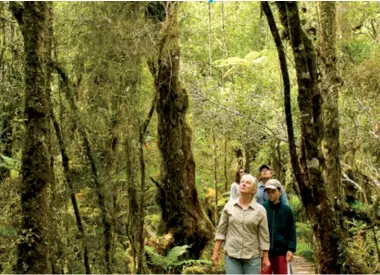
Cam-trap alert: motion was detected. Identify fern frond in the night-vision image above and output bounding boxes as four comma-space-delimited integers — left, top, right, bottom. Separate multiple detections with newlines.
166, 244, 189, 263
145, 245, 170, 270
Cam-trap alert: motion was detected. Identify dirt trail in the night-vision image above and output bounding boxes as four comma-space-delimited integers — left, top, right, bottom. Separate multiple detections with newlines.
291, 255, 315, 274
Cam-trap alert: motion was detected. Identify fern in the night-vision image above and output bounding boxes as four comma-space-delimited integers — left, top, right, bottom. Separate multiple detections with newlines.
145, 245, 211, 272
165, 245, 189, 264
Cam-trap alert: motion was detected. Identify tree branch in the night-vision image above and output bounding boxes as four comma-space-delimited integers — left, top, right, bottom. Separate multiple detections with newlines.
140, 91, 158, 136
150, 176, 162, 189
341, 207, 372, 224
261, 1, 304, 188
341, 171, 363, 192
191, 87, 291, 145
9, 2, 24, 26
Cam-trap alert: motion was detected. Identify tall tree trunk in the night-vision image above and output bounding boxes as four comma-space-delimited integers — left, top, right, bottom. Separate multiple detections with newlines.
79, 114, 112, 274
318, 2, 342, 202
281, 2, 367, 273
152, 2, 214, 258
54, 64, 112, 273
208, 2, 212, 76
244, 143, 251, 174
220, 2, 228, 57
261, 0, 304, 199
50, 110, 91, 274
212, 129, 218, 224
10, 2, 52, 273
125, 138, 138, 274
44, 5, 60, 272
273, 140, 285, 183
243, 140, 256, 174
0, 92, 12, 182
137, 90, 158, 273
224, 133, 228, 193
107, 76, 124, 273
0, 6, 13, 181
264, 2, 368, 273
221, 3, 228, 192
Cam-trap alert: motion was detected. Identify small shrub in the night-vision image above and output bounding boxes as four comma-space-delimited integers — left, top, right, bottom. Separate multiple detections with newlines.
145, 244, 211, 273
296, 242, 314, 262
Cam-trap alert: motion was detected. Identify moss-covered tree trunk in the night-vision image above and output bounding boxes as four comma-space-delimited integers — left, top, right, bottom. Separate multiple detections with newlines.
0, 5, 13, 181
223, 134, 228, 193
285, 5, 340, 271
318, 2, 343, 202
0, 86, 12, 181
261, 0, 304, 200
50, 110, 91, 274
212, 129, 218, 225
55, 63, 112, 273
272, 2, 368, 273
125, 137, 138, 274
10, 2, 52, 273
153, 2, 214, 258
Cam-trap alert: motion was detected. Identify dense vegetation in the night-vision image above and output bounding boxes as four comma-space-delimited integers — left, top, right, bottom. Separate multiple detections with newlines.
0, 1, 379, 274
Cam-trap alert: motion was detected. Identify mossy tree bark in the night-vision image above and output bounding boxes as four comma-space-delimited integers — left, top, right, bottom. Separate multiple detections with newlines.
125, 137, 138, 274
151, 2, 214, 258
212, 129, 218, 225
263, 2, 368, 273
10, 2, 52, 273
1, 4, 21, 181
318, 2, 343, 202
0, 35, 12, 180
283, 4, 343, 272
261, 0, 304, 195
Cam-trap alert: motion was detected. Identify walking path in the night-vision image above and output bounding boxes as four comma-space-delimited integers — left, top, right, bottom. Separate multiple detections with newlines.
292, 255, 315, 274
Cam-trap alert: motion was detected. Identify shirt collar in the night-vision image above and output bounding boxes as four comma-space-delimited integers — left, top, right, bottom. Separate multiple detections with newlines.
232, 198, 240, 206
233, 197, 259, 210
249, 198, 259, 210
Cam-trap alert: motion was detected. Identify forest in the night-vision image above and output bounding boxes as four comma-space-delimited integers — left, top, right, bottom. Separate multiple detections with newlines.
0, 1, 379, 274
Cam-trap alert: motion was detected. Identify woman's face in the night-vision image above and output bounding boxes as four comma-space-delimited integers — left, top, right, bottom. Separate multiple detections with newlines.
239, 175, 256, 194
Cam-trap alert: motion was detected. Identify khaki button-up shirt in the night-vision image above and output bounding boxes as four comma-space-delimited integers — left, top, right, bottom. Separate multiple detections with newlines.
215, 198, 270, 259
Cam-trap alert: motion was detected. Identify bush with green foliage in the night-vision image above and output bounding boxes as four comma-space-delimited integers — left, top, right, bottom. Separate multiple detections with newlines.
295, 221, 315, 262
145, 245, 212, 273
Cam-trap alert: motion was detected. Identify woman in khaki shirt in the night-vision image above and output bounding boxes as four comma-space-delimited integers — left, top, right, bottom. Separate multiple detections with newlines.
212, 174, 271, 274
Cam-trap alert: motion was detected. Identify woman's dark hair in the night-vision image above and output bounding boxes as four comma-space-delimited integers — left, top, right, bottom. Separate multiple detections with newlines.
235, 168, 247, 183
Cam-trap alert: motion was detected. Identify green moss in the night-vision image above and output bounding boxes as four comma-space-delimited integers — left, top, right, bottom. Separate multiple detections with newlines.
182, 265, 209, 274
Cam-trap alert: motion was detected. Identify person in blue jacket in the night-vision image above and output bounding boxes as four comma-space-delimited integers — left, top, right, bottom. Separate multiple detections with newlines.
261, 179, 296, 274
256, 164, 288, 205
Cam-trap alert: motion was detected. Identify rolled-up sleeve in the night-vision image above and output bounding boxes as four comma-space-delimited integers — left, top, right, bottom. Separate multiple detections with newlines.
215, 205, 228, 241
258, 210, 270, 251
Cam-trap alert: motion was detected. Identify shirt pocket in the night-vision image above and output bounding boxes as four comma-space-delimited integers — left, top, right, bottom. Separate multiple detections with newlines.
245, 211, 262, 232
225, 207, 236, 223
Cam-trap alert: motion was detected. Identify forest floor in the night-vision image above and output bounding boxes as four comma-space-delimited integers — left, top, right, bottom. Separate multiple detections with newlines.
291, 255, 315, 274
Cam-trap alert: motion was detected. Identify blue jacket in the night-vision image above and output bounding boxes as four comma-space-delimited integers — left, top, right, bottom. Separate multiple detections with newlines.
256, 181, 288, 205
264, 201, 296, 257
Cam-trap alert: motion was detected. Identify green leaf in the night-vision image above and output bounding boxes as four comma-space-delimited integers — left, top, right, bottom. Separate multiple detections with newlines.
166, 244, 189, 263
0, 155, 21, 170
